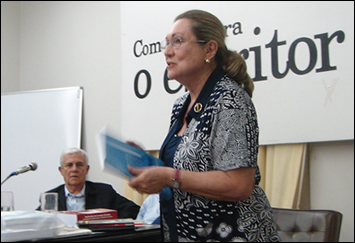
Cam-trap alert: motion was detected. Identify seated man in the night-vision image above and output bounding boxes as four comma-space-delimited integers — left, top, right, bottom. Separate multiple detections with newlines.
36, 148, 140, 219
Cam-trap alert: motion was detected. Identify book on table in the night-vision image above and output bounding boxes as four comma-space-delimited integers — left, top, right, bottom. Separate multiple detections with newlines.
56, 208, 118, 228
77, 218, 144, 232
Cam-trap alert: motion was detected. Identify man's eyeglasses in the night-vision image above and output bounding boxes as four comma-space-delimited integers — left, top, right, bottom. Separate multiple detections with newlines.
161, 36, 206, 49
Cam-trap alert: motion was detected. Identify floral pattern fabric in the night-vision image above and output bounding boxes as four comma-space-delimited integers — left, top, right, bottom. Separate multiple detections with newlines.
162, 74, 280, 242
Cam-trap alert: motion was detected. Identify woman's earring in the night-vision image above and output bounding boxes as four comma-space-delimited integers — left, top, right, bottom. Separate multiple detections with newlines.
205, 59, 210, 63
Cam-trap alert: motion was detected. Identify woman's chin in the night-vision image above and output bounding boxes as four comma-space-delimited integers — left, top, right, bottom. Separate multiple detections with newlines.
167, 71, 177, 80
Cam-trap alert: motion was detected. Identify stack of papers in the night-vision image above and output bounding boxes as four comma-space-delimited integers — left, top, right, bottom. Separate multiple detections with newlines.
56, 227, 92, 238
1, 210, 65, 242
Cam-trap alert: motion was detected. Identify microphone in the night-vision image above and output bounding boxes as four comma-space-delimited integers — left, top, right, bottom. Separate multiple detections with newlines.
12, 162, 38, 176
1, 162, 38, 185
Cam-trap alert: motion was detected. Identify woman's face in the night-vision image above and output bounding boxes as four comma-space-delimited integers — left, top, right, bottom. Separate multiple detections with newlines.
164, 18, 207, 84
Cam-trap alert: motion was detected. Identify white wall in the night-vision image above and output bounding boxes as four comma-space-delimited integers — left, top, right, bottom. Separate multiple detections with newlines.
309, 140, 354, 242
1, 0, 127, 211
1, 1, 353, 242
1, 1, 20, 92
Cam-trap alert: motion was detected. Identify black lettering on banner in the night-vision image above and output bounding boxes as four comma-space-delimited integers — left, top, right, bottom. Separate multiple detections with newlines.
224, 22, 243, 37
265, 29, 290, 79
134, 69, 151, 99
315, 31, 345, 72
163, 69, 183, 94
133, 39, 162, 58
288, 37, 317, 75
131, 23, 346, 98
242, 27, 267, 81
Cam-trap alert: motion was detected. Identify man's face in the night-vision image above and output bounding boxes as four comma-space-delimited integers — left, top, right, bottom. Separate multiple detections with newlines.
59, 152, 89, 188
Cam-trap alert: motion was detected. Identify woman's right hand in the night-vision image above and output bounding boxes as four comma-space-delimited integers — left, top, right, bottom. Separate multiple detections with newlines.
128, 165, 172, 194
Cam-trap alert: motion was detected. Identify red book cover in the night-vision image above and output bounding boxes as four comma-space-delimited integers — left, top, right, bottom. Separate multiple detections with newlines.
56, 208, 118, 227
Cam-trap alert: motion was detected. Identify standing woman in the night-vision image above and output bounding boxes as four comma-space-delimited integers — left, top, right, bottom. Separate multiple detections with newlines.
128, 9, 280, 242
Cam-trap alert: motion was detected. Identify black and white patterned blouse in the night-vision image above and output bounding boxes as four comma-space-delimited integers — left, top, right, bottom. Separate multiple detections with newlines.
159, 68, 280, 242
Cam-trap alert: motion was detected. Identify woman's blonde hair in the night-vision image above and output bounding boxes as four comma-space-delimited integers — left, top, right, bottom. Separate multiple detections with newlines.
175, 10, 254, 97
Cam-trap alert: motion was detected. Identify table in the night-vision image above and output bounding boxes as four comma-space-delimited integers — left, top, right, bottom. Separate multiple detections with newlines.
27, 226, 162, 242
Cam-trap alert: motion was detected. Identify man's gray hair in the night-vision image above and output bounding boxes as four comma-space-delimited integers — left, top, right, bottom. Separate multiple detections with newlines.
60, 148, 88, 167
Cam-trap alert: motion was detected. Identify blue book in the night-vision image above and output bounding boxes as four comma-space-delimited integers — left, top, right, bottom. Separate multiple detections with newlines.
96, 126, 172, 199
104, 134, 164, 177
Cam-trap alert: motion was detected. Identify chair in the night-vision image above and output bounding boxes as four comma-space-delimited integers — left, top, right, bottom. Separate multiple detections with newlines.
272, 207, 342, 242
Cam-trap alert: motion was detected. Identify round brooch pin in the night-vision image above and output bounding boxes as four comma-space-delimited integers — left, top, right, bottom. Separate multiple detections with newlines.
194, 103, 203, 113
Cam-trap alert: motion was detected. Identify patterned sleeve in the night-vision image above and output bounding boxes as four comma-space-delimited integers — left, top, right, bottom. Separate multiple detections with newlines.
210, 86, 259, 171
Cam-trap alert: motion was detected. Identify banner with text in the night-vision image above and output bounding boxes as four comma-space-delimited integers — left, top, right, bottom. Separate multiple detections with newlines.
120, 1, 354, 150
